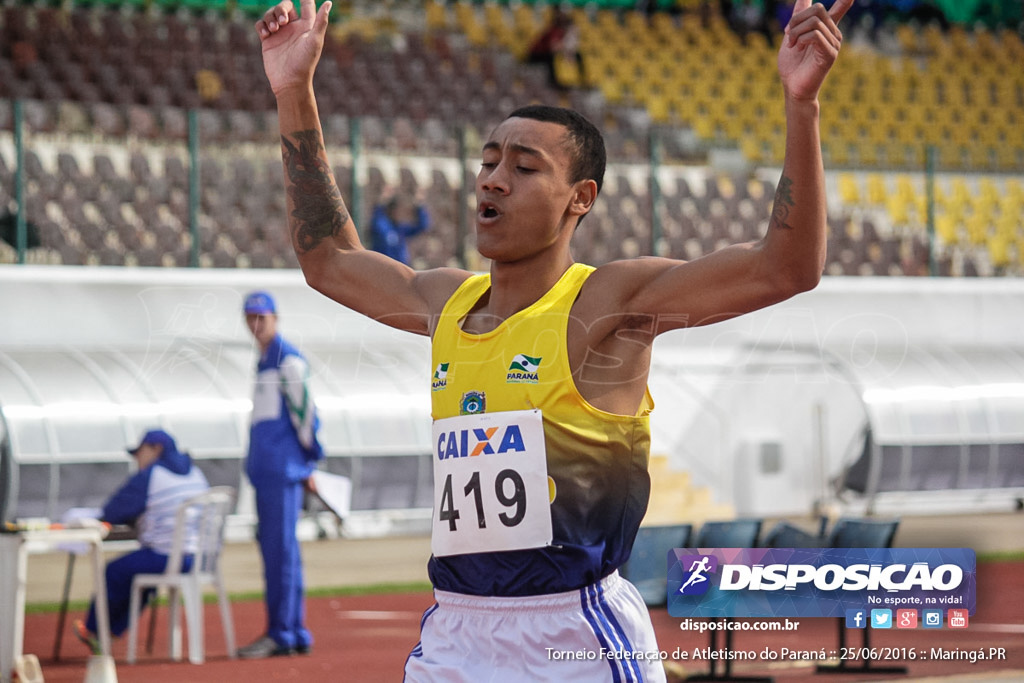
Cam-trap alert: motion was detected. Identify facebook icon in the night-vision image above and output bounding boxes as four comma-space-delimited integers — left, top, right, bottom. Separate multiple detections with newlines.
846, 609, 867, 629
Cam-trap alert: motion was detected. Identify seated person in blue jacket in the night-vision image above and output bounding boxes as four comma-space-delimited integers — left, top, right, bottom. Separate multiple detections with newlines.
369, 184, 430, 266
74, 429, 210, 653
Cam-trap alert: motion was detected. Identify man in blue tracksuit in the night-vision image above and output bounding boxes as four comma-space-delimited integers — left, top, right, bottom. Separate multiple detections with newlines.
369, 184, 430, 266
237, 290, 324, 659
74, 429, 209, 653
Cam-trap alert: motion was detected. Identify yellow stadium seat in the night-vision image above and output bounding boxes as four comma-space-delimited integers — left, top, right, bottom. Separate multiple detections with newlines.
895, 175, 917, 200
554, 55, 582, 88
995, 146, 1022, 171
938, 144, 964, 169
939, 180, 970, 223
934, 214, 958, 245
886, 195, 912, 226
904, 144, 926, 168
651, 12, 679, 41
692, 117, 715, 141
513, 4, 539, 33
424, 0, 449, 30
978, 178, 1000, 205
601, 79, 626, 105
968, 146, 994, 170
769, 137, 787, 165
857, 142, 880, 167
966, 214, 989, 246
996, 214, 1020, 241
720, 117, 744, 142
740, 137, 764, 165
896, 24, 919, 53
647, 95, 671, 124
837, 173, 860, 204
1005, 179, 1024, 202
828, 142, 851, 167
988, 235, 1011, 268
671, 95, 696, 123
482, 2, 504, 27
866, 174, 887, 205
454, 2, 476, 29
884, 144, 909, 168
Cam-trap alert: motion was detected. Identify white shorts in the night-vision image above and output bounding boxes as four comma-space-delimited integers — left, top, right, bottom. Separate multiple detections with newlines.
404, 571, 667, 683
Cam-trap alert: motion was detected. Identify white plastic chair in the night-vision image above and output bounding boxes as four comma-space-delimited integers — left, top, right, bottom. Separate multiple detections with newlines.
126, 486, 237, 664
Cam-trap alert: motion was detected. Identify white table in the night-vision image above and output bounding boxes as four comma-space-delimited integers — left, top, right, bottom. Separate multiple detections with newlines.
0, 526, 112, 683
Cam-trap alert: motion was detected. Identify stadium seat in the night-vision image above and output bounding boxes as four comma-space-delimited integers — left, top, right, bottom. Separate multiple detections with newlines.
0, 1, 1021, 274
816, 517, 904, 676
761, 520, 825, 548
687, 519, 767, 682
620, 524, 693, 607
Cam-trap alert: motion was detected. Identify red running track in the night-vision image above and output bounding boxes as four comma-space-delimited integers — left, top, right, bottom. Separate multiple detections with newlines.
19, 560, 1023, 682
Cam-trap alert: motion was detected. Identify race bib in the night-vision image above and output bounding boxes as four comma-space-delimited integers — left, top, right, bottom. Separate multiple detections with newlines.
431, 409, 552, 557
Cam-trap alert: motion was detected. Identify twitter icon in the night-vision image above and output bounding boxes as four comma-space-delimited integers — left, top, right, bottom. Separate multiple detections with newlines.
871, 609, 892, 629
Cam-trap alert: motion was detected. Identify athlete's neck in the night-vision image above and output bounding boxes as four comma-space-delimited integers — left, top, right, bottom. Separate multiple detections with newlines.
483, 256, 575, 325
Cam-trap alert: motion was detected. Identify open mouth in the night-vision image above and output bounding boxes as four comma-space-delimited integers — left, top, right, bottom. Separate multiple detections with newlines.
478, 202, 501, 221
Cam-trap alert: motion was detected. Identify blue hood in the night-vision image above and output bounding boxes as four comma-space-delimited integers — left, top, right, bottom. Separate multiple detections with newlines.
157, 442, 193, 475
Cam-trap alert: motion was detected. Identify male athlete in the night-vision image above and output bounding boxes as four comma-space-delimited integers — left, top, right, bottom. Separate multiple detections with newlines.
256, 0, 853, 679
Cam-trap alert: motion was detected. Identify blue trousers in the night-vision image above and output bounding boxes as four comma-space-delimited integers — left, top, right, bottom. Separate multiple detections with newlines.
254, 479, 311, 650
86, 547, 192, 637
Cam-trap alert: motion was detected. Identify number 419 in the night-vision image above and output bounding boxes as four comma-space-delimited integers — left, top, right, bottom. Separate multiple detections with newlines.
438, 469, 527, 531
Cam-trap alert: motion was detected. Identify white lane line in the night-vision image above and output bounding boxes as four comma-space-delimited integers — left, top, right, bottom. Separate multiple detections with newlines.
336, 610, 425, 620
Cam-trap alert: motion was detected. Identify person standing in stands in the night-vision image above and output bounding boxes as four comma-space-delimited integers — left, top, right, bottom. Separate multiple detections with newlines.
255, 0, 852, 678
370, 184, 430, 266
525, 9, 585, 91
74, 429, 209, 653
237, 290, 324, 659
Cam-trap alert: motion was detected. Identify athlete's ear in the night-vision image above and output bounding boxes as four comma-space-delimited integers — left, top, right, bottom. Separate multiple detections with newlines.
569, 178, 597, 218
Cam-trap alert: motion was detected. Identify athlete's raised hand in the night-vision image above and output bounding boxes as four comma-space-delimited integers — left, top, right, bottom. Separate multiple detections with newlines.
255, 0, 332, 96
778, 0, 854, 101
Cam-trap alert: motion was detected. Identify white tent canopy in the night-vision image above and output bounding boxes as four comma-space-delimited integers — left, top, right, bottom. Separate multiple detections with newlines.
2, 267, 1023, 523
0, 267, 431, 522
646, 276, 1024, 515
841, 345, 1024, 497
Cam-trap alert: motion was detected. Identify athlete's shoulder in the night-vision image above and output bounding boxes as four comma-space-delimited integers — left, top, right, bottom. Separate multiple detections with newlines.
415, 266, 477, 310
576, 256, 678, 312
589, 255, 679, 281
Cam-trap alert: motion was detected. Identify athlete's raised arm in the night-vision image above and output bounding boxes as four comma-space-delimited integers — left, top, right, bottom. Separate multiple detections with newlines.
586, 0, 853, 335
256, 0, 468, 334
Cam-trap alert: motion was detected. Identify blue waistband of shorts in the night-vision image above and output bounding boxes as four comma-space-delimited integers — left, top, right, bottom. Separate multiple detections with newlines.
432, 571, 624, 614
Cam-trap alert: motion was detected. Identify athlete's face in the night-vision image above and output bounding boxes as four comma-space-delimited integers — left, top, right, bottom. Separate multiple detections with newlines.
245, 312, 277, 349
474, 117, 590, 262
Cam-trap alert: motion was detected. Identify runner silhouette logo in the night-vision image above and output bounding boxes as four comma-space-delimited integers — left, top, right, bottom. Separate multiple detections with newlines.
677, 555, 718, 596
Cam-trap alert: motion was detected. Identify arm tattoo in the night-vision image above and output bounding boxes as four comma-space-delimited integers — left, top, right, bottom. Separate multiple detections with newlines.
281, 130, 349, 253
769, 174, 795, 231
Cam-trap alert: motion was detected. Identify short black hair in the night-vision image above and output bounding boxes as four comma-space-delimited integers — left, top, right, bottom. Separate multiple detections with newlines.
505, 105, 606, 196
